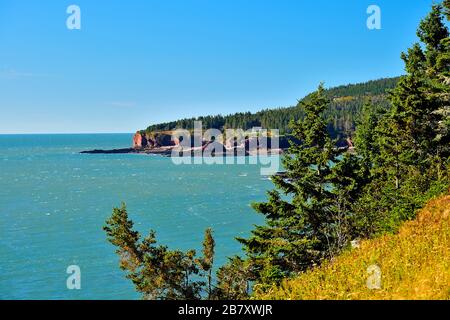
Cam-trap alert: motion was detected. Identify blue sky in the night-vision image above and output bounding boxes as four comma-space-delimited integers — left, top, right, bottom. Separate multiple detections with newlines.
0, 0, 438, 133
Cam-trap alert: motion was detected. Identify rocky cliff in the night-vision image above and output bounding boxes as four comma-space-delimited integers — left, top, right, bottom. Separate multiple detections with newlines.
83, 131, 347, 156
132, 131, 178, 149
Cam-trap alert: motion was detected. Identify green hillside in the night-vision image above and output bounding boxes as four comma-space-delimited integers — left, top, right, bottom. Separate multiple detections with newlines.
255, 194, 450, 300
143, 77, 399, 138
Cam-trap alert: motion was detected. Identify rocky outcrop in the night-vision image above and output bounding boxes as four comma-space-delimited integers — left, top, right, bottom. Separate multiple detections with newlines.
82, 130, 356, 157
87, 131, 284, 155
84, 130, 289, 156
81, 148, 136, 154
133, 132, 148, 149
133, 131, 178, 149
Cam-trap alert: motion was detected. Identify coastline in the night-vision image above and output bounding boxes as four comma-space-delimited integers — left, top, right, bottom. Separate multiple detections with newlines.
80, 146, 285, 157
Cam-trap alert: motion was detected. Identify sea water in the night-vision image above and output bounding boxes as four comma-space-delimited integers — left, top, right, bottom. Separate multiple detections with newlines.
0, 134, 273, 300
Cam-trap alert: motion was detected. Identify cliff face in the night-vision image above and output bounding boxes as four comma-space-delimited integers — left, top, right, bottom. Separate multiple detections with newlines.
132, 131, 178, 149
132, 131, 300, 152
133, 132, 148, 149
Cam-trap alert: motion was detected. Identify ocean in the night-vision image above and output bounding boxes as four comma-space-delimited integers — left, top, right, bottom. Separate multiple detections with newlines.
0, 134, 273, 299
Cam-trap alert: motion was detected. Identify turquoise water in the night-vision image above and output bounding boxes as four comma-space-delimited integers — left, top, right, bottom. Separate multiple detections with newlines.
0, 134, 273, 300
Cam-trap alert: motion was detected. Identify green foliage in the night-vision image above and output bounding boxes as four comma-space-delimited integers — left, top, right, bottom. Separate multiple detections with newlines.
352, 1, 450, 238
246, 0, 450, 294
214, 256, 253, 300
352, 168, 449, 238
196, 228, 215, 299
104, 204, 214, 300
144, 78, 398, 139
354, 102, 386, 176
417, 4, 449, 51
237, 85, 365, 287
255, 194, 450, 300
444, 0, 450, 19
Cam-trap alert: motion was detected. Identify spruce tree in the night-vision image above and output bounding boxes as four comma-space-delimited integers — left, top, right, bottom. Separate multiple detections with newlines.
238, 85, 363, 284
197, 228, 215, 299
354, 101, 386, 176
214, 256, 252, 300
431, 3, 450, 167
104, 204, 214, 300
416, 3, 450, 165
375, 4, 450, 188
353, 2, 450, 236
445, 0, 450, 19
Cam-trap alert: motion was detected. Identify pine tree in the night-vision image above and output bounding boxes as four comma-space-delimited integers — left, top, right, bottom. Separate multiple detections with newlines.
238, 85, 363, 285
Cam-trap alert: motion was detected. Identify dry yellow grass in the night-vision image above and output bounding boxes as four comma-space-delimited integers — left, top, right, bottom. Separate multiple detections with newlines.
255, 195, 450, 300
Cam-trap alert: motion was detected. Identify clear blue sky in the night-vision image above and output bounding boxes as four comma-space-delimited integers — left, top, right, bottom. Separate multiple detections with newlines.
0, 0, 438, 133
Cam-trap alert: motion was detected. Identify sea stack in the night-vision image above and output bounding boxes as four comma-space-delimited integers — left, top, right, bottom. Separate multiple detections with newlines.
133, 132, 148, 149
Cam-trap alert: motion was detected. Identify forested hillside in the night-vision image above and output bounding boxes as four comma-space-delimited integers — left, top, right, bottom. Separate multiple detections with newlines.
143, 77, 399, 138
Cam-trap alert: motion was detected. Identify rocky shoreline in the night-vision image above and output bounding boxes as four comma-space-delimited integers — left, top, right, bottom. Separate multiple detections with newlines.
80, 146, 175, 156
80, 146, 284, 156
80, 131, 286, 156
80, 131, 353, 156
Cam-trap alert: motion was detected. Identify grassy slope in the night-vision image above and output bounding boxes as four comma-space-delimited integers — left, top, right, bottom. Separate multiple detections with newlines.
255, 194, 450, 300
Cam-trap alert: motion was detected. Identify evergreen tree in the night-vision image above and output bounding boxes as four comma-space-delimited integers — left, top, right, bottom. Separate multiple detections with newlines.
214, 256, 252, 300
196, 228, 215, 299
353, 2, 450, 236
238, 85, 364, 285
354, 101, 386, 176
445, 0, 450, 19
104, 204, 215, 300
417, 3, 450, 166
374, 4, 450, 189
430, 3, 450, 168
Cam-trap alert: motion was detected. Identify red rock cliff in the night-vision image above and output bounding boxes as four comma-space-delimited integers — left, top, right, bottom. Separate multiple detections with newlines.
133, 131, 179, 149
133, 132, 148, 149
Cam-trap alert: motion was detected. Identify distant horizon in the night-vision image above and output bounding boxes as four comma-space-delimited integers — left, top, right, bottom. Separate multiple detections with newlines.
0, 74, 403, 135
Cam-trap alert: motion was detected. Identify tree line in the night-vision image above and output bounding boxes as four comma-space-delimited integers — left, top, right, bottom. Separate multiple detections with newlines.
144, 78, 398, 138
104, 2, 450, 300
